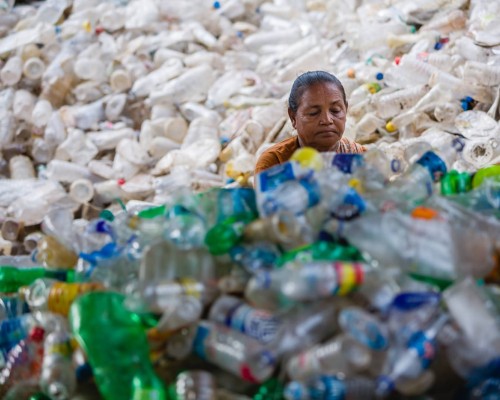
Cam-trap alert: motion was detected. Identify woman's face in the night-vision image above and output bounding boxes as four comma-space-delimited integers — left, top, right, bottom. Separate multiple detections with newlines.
288, 82, 347, 152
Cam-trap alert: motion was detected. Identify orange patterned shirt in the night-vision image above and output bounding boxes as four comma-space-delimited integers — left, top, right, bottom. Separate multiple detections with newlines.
255, 137, 366, 175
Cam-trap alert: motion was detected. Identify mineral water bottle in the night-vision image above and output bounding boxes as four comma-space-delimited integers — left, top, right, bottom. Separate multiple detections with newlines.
193, 320, 276, 383
0, 314, 37, 367
377, 314, 449, 396
0, 326, 45, 398
208, 295, 281, 343
174, 370, 216, 400
339, 306, 389, 352
284, 375, 376, 400
285, 334, 372, 381
246, 260, 373, 304
40, 328, 76, 400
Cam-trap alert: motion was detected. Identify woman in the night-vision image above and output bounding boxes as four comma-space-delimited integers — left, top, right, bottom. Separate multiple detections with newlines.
255, 71, 365, 174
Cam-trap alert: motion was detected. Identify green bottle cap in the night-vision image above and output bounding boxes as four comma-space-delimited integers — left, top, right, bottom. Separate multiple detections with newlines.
99, 209, 115, 221
205, 220, 246, 255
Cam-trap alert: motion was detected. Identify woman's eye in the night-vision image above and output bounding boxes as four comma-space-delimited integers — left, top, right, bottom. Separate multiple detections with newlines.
331, 109, 341, 114
308, 112, 319, 116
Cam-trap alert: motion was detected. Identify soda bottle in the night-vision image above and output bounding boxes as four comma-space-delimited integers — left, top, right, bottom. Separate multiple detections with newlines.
208, 295, 281, 343
205, 214, 255, 255
40, 328, 76, 400
0, 266, 69, 294
0, 326, 45, 398
26, 278, 104, 316
69, 292, 166, 400
192, 320, 276, 383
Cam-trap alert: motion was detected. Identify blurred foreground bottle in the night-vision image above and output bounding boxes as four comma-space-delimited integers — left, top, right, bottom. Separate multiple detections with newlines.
70, 292, 166, 400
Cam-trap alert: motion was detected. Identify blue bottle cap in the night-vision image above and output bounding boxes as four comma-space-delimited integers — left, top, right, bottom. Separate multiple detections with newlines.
461, 100, 470, 111
416, 151, 447, 181
375, 72, 384, 80
434, 42, 443, 50
465, 96, 474, 103
213, 1, 221, 9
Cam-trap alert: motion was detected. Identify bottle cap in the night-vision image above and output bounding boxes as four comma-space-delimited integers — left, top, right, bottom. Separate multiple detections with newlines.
434, 42, 443, 50
30, 326, 45, 342
394, 56, 401, 65
213, 1, 221, 9
386, 121, 397, 132
375, 72, 384, 80
347, 68, 356, 78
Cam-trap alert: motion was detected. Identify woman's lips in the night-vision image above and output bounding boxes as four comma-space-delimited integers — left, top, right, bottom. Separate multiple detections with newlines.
316, 131, 338, 136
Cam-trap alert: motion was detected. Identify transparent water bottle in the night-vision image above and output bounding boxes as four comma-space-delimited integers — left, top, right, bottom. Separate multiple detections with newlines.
284, 375, 376, 400
40, 328, 76, 400
285, 333, 372, 381
377, 314, 449, 397
208, 295, 281, 343
175, 370, 216, 400
192, 320, 276, 383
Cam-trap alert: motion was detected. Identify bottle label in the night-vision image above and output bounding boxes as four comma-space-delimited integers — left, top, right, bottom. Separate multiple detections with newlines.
193, 324, 210, 360
408, 331, 436, 369
226, 303, 280, 343
331, 154, 364, 174
416, 151, 447, 182
340, 309, 388, 350
177, 278, 203, 299
48, 282, 103, 315
332, 262, 365, 295
310, 375, 345, 400
256, 162, 298, 192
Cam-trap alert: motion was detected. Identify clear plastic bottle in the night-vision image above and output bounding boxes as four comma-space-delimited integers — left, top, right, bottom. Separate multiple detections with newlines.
153, 295, 203, 333
69, 179, 95, 204
284, 375, 376, 400
32, 99, 53, 128
246, 260, 372, 304
110, 69, 132, 92
376, 314, 449, 397
13, 89, 36, 122
26, 278, 104, 316
463, 61, 500, 87
0, 56, 23, 86
141, 278, 219, 312
23, 57, 45, 80
420, 9, 466, 33
285, 334, 372, 381
175, 370, 216, 400
208, 295, 281, 343
40, 328, 76, 400
0, 326, 45, 398
0, 314, 37, 366
193, 320, 276, 383
9, 155, 36, 180
375, 85, 429, 119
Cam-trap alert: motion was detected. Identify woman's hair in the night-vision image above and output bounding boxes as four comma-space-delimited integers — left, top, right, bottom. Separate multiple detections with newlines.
288, 71, 348, 113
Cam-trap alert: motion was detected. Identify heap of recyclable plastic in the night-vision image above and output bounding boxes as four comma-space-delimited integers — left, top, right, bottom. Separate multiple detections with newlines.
0, 0, 500, 244
0, 0, 500, 398
1, 142, 499, 399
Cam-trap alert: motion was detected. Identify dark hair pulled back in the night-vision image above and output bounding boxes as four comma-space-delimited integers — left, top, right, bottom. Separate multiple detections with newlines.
288, 71, 348, 113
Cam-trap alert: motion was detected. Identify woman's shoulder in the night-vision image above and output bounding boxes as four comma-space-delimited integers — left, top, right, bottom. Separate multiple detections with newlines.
255, 137, 299, 174
338, 137, 366, 154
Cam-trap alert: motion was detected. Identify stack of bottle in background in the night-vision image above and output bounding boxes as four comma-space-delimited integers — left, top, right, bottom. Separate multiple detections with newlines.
1, 141, 499, 399
0, 0, 499, 248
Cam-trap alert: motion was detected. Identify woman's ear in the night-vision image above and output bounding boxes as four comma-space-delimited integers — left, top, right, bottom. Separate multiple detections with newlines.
288, 108, 297, 129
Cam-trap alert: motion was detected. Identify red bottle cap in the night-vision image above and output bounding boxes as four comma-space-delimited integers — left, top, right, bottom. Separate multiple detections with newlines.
29, 327, 45, 342
394, 56, 401, 65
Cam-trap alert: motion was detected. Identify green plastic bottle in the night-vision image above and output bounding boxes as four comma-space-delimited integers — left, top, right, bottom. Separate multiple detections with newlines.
205, 215, 256, 255
69, 292, 166, 400
0, 266, 70, 294
441, 170, 472, 195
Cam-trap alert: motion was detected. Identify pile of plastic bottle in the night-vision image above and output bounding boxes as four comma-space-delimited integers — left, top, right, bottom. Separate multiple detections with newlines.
1, 142, 499, 399
1, 0, 500, 399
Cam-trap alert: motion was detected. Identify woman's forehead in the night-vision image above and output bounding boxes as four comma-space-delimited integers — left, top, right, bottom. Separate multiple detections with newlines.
299, 82, 344, 105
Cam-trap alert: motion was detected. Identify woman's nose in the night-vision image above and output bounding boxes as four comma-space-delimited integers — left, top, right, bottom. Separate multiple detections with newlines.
319, 111, 333, 124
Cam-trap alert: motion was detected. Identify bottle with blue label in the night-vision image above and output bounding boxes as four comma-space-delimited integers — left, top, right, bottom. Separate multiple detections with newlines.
229, 242, 281, 274
284, 375, 376, 400
376, 313, 449, 397
208, 295, 281, 343
192, 320, 276, 383
0, 314, 37, 369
